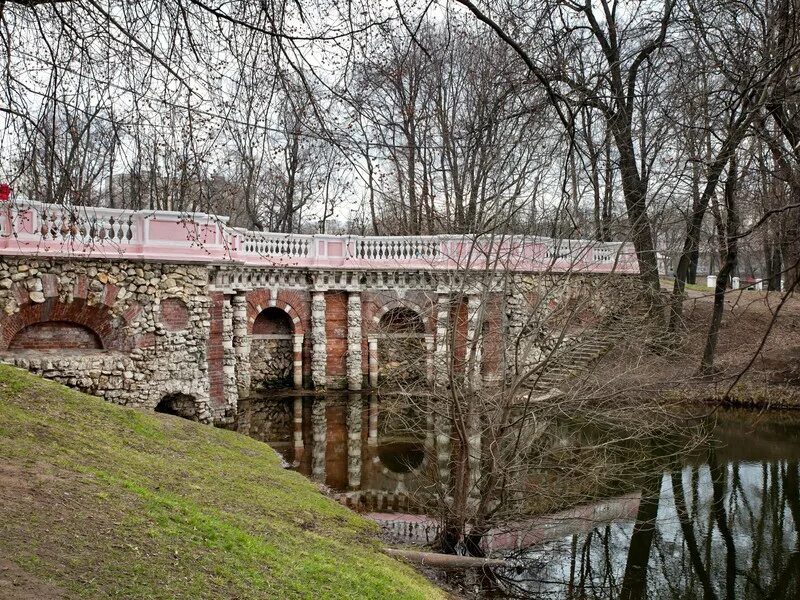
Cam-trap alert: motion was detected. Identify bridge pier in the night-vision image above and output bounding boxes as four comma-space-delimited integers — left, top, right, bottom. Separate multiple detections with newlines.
232, 294, 251, 399
368, 337, 379, 388
311, 290, 327, 389
221, 296, 238, 412
293, 396, 304, 452
292, 333, 304, 389
434, 293, 451, 388
347, 393, 362, 489
347, 291, 363, 391
311, 398, 327, 482
465, 293, 483, 389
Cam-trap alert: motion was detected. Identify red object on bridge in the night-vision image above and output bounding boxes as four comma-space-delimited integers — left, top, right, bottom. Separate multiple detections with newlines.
0, 183, 10, 202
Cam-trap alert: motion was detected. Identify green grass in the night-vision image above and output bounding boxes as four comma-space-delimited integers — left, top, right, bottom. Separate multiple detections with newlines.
0, 365, 445, 599
660, 278, 711, 292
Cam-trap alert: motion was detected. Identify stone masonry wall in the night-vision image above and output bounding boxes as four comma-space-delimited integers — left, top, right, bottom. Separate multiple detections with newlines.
0, 257, 215, 422
250, 338, 293, 389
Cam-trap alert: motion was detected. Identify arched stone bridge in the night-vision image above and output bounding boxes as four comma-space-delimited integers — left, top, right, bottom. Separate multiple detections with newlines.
0, 200, 638, 424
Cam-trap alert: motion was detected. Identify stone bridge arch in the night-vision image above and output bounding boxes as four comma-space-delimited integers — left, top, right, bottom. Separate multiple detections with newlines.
369, 299, 434, 386
249, 299, 306, 391
0, 297, 134, 352
150, 379, 211, 423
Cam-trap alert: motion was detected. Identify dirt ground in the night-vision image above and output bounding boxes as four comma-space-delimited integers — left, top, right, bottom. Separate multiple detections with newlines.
0, 558, 65, 600
584, 288, 800, 407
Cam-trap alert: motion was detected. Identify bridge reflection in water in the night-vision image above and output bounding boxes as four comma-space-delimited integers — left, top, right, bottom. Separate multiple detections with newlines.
236, 392, 433, 513
238, 398, 800, 599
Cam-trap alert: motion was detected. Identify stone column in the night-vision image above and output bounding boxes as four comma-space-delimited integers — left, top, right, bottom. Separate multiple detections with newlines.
231, 293, 251, 398
465, 293, 483, 389
368, 393, 378, 447
292, 397, 305, 467
434, 411, 451, 489
368, 337, 379, 388
347, 393, 362, 489
311, 290, 327, 389
221, 296, 238, 411
468, 410, 481, 495
311, 398, 326, 482
292, 333, 304, 389
293, 397, 304, 450
425, 334, 435, 387
347, 291, 363, 391
434, 293, 450, 387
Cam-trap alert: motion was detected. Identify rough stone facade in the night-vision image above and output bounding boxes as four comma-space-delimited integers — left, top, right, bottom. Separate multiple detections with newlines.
0, 257, 215, 422
0, 253, 639, 426
250, 338, 293, 389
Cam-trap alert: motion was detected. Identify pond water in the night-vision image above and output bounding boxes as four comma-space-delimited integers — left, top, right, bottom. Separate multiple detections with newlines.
501, 410, 800, 599
236, 394, 800, 599
236, 392, 432, 511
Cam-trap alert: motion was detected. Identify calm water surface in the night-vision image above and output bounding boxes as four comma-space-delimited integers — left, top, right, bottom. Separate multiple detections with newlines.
237, 394, 800, 599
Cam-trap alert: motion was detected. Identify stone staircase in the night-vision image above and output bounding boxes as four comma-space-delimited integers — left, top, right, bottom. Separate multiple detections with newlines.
528, 299, 652, 393
530, 336, 613, 392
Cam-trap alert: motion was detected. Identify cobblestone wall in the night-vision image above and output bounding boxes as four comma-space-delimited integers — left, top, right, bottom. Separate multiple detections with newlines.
0, 257, 215, 422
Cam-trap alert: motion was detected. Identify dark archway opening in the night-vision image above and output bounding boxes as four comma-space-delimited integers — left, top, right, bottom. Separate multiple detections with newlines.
379, 307, 425, 334
378, 307, 426, 385
251, 307, 295, 390
253, 307, 294, 335
155, 393, 199, 421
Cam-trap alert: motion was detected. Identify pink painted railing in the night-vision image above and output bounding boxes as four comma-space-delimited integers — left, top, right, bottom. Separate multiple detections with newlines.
0, 200, 639, 274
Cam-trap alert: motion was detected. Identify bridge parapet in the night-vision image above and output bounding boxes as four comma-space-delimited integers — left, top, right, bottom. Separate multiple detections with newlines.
0, 200, 639, 274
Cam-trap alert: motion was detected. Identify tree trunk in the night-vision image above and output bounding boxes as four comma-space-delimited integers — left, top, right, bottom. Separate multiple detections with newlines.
701, 156, 739, 374
610, 118, 661, 299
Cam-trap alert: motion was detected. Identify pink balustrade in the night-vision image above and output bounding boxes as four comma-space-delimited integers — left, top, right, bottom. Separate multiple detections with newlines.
0, 200, 639, 274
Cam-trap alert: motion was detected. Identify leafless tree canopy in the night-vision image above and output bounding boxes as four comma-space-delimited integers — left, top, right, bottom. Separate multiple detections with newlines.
2, 0, 800, 568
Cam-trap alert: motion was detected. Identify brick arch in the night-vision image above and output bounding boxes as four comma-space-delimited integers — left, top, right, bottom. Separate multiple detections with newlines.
371, 299, 432, 333
246, 290, 307, 335
253, 306, 295, 335
0, 298, 138, 351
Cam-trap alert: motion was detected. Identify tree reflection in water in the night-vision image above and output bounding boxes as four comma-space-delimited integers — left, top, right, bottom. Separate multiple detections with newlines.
499, 441, 800, 599
237, 395, 800, 599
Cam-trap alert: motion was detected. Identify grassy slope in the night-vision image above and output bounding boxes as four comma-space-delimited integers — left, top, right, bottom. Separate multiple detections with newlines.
0, 365, 444, 600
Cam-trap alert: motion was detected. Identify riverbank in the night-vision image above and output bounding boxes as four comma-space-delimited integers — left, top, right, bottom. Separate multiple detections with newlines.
0, 365, 445, 600
581, 289, 800, 409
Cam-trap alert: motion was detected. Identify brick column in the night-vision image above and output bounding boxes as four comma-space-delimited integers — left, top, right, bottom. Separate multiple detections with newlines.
434, 293, 450, 387
368, 337, 379, 388
311, 290, 327, 389
292, 333, 304, 389
347, 291, 363, 391
347, 393, 362, 489
231, 294, 251, 398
